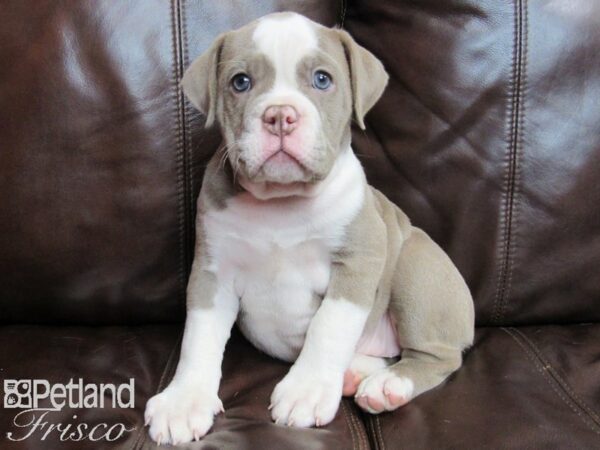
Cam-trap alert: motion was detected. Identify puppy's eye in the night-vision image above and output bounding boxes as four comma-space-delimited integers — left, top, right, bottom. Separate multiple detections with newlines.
312, 70, 332, 90
231, 73, 252, 92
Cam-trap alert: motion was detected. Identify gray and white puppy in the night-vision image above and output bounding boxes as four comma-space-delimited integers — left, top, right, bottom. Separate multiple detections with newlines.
145, 12, 474, 445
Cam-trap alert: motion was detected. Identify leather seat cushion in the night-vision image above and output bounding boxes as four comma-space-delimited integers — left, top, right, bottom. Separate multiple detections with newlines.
2, 324, 599, 449
367, 324, 600, 449
0, 325, 368, 449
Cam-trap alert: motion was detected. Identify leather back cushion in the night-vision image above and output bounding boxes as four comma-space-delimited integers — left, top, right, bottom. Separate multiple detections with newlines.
0, 0, 341, 325
345, 0, 600, 325
1, 0, 598, 326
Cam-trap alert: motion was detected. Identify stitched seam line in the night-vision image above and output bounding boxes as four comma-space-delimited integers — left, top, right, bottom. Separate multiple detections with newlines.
180, 0, 195, 264
131, 332, 183, 450
366, 414, 382, 450
512, 328, 600, 425
493, 0, 526, 325
342, 401, 358, 450
173, 0, 190, 316
503, 328, 600, 435
178, 0, 194, 300
339, 0, 348, 28
341, 400, 359, 450
375, 415, 385, 450
353, 403, 369, 450
347, 399, 370, 450
364, 415, 377, 450
504, 0, 527, 324
348, 402, 363, 450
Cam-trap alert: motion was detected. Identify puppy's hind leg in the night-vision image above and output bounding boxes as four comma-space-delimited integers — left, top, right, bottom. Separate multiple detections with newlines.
355, 228, 474, 414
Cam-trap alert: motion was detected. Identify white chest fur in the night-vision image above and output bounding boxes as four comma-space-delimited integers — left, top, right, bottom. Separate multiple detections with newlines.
203, 149, 366, 361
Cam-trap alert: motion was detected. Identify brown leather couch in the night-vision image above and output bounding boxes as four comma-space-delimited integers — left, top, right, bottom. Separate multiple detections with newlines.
1, 1, 599, 449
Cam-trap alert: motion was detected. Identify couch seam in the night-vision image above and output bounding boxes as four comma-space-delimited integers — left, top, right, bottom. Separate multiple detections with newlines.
355, 403, 370, 450
364, 415, 380, 450
511, 327, 600, 425
131, 332, 183, 450
180, 0, 195, 260
341, 400, 359, 450
171, 0, 189, 317
338, 0, 347, 28
349, 399, 372, 450
363, 415, 377, 450
376, 415, 385, 450
503, 327, 600, 435
493, 0, 526, 325
353, 407, 368, 450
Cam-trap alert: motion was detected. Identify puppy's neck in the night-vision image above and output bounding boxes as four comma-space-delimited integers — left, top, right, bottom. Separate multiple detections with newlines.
238, 146, 364, 201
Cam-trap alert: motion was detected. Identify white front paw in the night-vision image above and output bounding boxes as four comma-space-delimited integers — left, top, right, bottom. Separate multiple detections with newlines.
270, 368, 343, 428
144, 383, 223, 445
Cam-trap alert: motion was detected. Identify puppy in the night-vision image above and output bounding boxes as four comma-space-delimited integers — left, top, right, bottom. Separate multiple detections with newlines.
145, 12, 474, 445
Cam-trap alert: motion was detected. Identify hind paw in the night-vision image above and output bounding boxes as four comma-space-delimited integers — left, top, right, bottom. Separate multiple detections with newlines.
342, 354, 389, 397
354, 370, 413, 414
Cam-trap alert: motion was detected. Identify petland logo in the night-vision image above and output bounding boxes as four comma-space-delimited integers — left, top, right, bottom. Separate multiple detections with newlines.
3, 379, 136, 442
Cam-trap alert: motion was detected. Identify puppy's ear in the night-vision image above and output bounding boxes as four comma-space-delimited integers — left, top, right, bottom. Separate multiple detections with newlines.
181, 34, 225, 128
337, 30, 389, 130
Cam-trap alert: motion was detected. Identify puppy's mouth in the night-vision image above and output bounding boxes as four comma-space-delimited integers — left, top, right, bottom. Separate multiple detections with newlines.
261, 148, 305, 170
236, 145, 328, 200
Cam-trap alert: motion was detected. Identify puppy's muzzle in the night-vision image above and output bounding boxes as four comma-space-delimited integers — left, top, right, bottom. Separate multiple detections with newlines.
262, 105, 299, 137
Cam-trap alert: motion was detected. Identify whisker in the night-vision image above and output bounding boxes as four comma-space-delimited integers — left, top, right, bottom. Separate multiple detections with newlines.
216, 140, 245, 178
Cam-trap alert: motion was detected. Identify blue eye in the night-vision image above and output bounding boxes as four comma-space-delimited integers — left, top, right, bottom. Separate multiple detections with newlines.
231, 73, 251, 92
313, 70, 332, 90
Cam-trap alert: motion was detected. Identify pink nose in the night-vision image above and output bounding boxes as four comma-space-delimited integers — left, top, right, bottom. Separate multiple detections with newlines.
262, 105, 299, 137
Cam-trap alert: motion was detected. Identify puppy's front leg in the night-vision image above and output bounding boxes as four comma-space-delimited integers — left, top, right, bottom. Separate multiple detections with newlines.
270, 245, 385, 428
145, 264, 238, 445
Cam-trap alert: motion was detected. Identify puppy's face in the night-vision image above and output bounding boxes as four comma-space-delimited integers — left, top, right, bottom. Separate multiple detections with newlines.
183, 13, 388, 188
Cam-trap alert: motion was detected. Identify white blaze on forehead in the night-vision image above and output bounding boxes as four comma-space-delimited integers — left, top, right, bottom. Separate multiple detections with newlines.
252, 14, 318, 88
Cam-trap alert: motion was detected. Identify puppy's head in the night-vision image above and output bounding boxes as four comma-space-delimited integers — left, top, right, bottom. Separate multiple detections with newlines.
182, 12, 388, 190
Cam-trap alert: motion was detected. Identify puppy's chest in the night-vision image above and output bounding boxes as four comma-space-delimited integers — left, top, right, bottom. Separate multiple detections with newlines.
203, 176, 363, 361
215, 230, 334, 361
